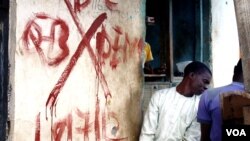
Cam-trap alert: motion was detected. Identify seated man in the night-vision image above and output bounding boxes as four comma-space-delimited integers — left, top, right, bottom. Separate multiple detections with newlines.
140, 61, 212, 141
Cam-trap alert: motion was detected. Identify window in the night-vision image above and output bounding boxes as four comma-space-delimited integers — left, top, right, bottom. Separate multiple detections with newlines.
144, 0, 211, 83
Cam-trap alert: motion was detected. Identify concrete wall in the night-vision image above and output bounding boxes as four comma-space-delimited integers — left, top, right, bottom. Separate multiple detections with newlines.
234, 0, 250, 92
211, 0, 240, 87
9, 0, 145, 140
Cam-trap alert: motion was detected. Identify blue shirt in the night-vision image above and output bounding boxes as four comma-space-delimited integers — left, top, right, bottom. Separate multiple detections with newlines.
197, 82, 245, 141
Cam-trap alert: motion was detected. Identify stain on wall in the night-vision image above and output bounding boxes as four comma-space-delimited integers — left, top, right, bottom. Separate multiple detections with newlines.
10, 0, 145, 140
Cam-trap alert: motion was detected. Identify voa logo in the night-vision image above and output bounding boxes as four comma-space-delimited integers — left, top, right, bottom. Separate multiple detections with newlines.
226, 129, 246, 136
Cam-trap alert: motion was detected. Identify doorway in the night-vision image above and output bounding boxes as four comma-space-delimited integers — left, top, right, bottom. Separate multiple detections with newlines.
0, 0, 9, 139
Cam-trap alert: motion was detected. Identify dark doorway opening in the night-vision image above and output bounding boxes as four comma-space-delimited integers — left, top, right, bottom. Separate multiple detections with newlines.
0, 0, 9, 140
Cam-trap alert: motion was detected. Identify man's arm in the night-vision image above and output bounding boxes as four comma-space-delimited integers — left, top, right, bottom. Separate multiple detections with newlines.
183, 118, 201, 141
139, 92, 160, 141
197, 91, 212, 141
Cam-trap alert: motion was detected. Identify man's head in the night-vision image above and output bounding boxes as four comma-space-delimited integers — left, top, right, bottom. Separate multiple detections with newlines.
183, 61, 212, 78
182, 61, 212, 95
232, 58, 243, 82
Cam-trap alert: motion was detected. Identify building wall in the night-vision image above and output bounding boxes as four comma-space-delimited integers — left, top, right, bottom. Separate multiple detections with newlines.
211, 0, 240, 87
7, 0, 245, 140
9, 0, 145, 140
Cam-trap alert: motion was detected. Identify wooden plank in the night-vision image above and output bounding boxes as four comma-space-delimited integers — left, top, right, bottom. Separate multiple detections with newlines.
221, 91, 250, 124
243, 106, 250, 125
234, 0, 250, 92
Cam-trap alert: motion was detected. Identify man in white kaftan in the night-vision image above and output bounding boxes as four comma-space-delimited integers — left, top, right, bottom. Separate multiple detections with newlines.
140, 87, 200, 141
139, 61, 212, 141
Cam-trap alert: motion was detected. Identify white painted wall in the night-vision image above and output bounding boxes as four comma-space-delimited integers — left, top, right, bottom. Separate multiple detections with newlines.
211, 0, 241, 87
9, 0, 145, 140
8, 0, 244, 140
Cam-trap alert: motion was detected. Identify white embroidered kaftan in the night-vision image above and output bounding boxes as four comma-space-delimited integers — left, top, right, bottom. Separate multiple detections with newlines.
140, 87, 200, 141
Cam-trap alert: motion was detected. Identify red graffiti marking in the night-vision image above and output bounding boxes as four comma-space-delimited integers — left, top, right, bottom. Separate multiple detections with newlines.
73, 0, 118, 12
35, 109, 128, 141
124, 33, 143, 56
75, 0, 91, 13
105, 0, 118, 11
75, 109, 91, 141
52, 114, 72, 141
110, 26, 122, 69
28, 0, 143, 140
96, 25, 112, 67
22, 13, 70, 66
96, 25, 143, 69
45, 12, 110, 118
35, 112, 73, 141
35, 113, 41, 141
95, 98, 101, 140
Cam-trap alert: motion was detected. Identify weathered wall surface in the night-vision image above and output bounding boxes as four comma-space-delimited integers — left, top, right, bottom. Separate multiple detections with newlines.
9, 0, 145, 140
234, 0, 250, 92
211, 0, 240, 87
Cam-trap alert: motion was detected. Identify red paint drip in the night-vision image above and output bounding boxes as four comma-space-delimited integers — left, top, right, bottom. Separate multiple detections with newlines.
102, 111, 107, 140
34, 113, 40, 141
110, 56, 119, 69
95, 98, 101, 141
66, 114, 73, 140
